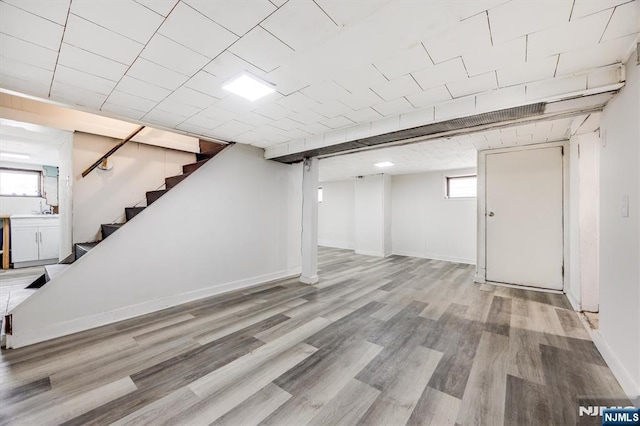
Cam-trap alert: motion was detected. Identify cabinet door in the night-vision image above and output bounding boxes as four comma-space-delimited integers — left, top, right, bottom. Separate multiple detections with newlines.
11, 227, 39, 263
38, 227, 60, 260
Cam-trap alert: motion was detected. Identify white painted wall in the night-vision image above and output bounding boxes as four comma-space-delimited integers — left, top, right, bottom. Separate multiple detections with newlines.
73, 132, 195, 243
392, 169, 476, 264
58, 134, 73, 259
568, 137, 581, 307
354, 174, 391, 257
318, 179, 355, 249
596, 51, 640, 397
7, 144, 302, 348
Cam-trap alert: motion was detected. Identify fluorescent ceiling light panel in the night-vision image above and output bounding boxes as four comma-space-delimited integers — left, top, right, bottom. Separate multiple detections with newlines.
375, 161, 394, 168
222, 74, 275, 101
1, 152, 30, 160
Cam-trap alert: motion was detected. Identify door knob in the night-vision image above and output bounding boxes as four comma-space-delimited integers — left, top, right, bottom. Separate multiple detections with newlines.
488, 211, 495, 217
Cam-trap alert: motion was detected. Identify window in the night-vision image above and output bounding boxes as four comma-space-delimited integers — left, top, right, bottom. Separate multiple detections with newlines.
445, 175, 477, 198
0, 168, 42, 197
318, 186, 323, 203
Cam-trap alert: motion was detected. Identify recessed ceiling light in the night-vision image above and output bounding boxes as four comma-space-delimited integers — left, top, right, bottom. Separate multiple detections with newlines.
0, 152, 29, 160
222, 73, 275, 101
375, 161, 394, 168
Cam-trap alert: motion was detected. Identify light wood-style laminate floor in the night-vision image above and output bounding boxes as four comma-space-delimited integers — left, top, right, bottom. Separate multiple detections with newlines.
0, 248, 629, 425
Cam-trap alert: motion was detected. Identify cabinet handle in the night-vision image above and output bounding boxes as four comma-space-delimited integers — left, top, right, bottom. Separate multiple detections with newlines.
40, 231, 42, 243
35, 232, 38, 243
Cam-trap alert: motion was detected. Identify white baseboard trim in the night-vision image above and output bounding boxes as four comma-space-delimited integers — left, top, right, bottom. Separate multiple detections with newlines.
591, 330, 640, 400
318, 239, 354, 250
391, 250, 476, 265
355, 249, 386, 257
6, 267, 301, 349
566, 290, 581, 311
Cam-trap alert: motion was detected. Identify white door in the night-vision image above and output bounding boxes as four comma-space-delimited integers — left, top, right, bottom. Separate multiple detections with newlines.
485, 146, 564, 289
11, 227, 39, 263
38, 227, 60, 260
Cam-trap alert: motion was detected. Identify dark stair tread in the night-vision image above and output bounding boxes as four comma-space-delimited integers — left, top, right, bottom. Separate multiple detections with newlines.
165, 172, 191, 189
75, 242, 98, 260
101, 223, 123, 239
146, 189, 168, 205
125, 207, 145, 221
196, 144, 227, 161
199, 139, 225, 152
182, 159, 209, 174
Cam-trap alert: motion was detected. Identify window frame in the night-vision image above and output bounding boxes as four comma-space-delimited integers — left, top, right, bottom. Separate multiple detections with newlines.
443, 174, 477, 200
0, 167, 43, 198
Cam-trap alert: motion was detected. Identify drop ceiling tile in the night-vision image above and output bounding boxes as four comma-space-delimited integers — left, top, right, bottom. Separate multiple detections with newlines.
54, 65, 118, 95
276, 92, 319, 112
405, 85, 452, 108
106, 90, 156, 113
556, 34, 636, 74
525, 75, 587, 100
127, 58, 190, 92
527, 10, 611, 59
372, 97, 414, 117
0, 34, 57, 71
423, 13, 492, 64
339, 89, 384, 111
314, 0, 389, 27
447, 71, 497, 98
213, 119, 254, 136
143, 108, 187, 127
0, 2, 64, 51
51, 82, 108, 109
229, 26, 295, 73
302, 81, 351, 103
204, 51, 265, 81
57, 43, 128, 82
154, 98, 201, 118
321, 115, 355, 129
285, 128, 311, 139
374, 44, 433, 80
0, 56, 53, 85
255, 124, 287, 138
236, 111, 274, 127
571, 0, 632, 20
434, 96, 476, 121
449, 0, 510, 20
475, 85, 526, 112
601, 1, 639, 41
181, 112, 224, 130
166, 86, 218, 109
64, 14, 144, 65
269, 0, 287, 7
3, 0, 70, 25
290, 110, 326, 125
312, 100, 352, 118
141, 34, 210, 76
71, 0, 163, 44
399, 108, 435, 129
101, 102, 147, 120
215, 96, 256, 114
300, 122, 331, 135
344, 107, 383, 123
176, 121, 212, 134
158, 2, 237, 58
265, 68, 308, 96
184, 71, 228, 99
261, 0, 339, 51
271, 117, 301, 131
496, 55, 558, 87
463, 36, 526, 76
199, 104, 239, 122
488, 0, 573, 43
253, 103, 291, 120
116, 76, 171, 102
183, 0, 276, 36
372, 75, 422, 102
334, 64, 388, 93
411, 57, 467, 91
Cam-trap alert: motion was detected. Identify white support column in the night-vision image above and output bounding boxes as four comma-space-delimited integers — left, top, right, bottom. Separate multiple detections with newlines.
300, 157, 319, 284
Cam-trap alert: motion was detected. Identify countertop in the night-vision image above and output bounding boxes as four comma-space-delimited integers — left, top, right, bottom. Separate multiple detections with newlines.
10, 214, 60, 219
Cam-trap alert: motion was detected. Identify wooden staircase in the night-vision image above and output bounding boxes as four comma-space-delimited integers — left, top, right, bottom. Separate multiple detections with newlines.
35, 140, 228, 286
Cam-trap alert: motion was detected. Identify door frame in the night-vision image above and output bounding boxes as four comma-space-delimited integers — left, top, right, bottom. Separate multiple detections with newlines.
475, 140, 570, 292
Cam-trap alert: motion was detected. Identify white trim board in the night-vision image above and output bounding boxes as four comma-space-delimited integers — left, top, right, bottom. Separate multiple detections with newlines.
591, 330, 640, 401
392, 250, 475, 265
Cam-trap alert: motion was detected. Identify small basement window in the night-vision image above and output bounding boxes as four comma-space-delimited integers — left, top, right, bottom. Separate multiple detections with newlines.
318, 186, 323, 203
445, 175, 477, 199
0, 168, 42, 197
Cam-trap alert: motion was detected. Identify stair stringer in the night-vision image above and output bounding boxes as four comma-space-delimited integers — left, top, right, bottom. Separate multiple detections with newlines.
6, 144, 303, 348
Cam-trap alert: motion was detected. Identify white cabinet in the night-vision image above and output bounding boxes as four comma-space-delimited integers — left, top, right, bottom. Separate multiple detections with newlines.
11, 215, 60, 267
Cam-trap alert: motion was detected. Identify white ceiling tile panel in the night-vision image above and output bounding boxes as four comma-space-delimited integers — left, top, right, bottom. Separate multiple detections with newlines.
302, 81, 351, 102
127, 58, 190, 91
134, 0, 179, 17
165, 86, 219, 109
215, 96, 257, 114
199, 104, 239, 122
423, 13, 492, 64
276, 92, 319, 112
106, 90, 156, 113
265, 68, 309, 96
399, 107, 435, 129
343, 107, 383, 123
333, 64, 388, 93
339, 89, 383, 110
434, 96, 476, 121
141, 34, 210, 76
54, 65, 118, 95
204, 51, 265, 81
488, 0, 573, 43
158, 2, 238, 58
64, 14, 144, 65
290, 110, 326, 125
214, 119, 254, 135
371, 97, 414, 116
601, 1, 639, 41
405, 85, 452, 108
71, 0, 163, 44
0, 2, 64, 50
154, 98, 201, 117
183, 0, 276, 36
449, 0, 510, 20
175, 121, 212, 135
321, 115, 355, 129
184, 71, 228, 99
0, 74, 50, 98
2, 0, 70, 25
101, 102, 147, 120
261, 0, 339, 51
314, 0, 389, 27
181, 113, 224, 130
446, 71, 497, 98
116, 76, 171, 102
571, 0, 632, 20
271, 117, 302, 131
527, 10, 611, 59
229, 26, 295, 72
269, 0, 287, 7
475, 85, 526, 112
285, 128, 311, 139
496, 55, 558, 87
312, 100, 353, 118
525, 75, 587, 100
58, 43, 128, 81
556, 34, 636, 74
143, 108, 188, 127
462, 36, 525, 77
410, 57, 467, 91
235, 112, 274, 127
300, 122, 331, 135
50, 82, 108, 109
253, 103, 291, 120
373, 44, 432, 80
371, 75, 422, 102
0, 34, 58, 71
0, 56, 53, 85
